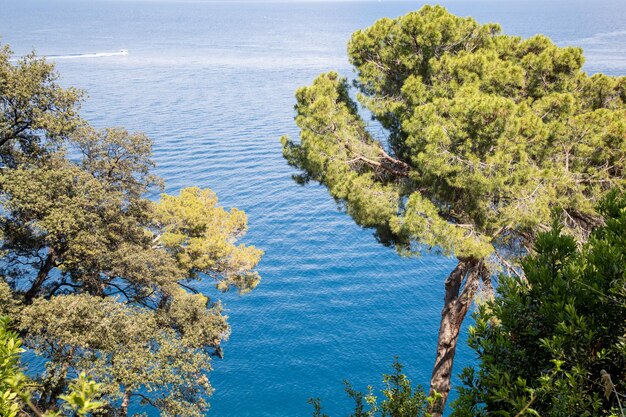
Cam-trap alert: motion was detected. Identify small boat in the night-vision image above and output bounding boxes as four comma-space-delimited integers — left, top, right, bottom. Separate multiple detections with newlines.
10, 49, 130, 62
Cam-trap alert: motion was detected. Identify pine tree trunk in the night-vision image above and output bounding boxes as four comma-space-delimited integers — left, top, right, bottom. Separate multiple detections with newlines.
428, 258, 485, 417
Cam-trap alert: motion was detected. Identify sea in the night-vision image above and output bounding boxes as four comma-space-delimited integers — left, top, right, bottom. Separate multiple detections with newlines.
0, 0, 624, 415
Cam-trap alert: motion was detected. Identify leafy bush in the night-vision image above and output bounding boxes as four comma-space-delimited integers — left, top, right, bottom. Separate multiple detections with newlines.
454, 191, 626, 416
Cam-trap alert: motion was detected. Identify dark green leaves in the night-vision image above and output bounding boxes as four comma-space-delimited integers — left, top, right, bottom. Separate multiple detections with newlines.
454, 192, 626, 416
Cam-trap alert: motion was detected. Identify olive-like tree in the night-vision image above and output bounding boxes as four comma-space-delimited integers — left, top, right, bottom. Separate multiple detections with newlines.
1, 44, 263, 416
281, 6, 626, 414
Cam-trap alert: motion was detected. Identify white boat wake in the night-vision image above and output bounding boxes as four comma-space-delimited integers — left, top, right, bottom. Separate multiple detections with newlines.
10, 49, 129, 61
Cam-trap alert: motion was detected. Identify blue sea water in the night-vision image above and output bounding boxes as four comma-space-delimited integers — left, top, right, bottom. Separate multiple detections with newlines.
0, 0, 625, 415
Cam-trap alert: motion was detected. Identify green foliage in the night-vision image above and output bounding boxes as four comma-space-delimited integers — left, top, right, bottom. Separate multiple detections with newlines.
311, 359, 431, 417
0, 316, 104, 417
57, 373, 106, 417
282, 5, 626, 260
281, 73, 402, 230
453, 191, 626, 416
0, 317, 23, 417
0, 43, 263, 416
0, 45, 82, 167
20, 296, 214, 416
154, 187, 263, 294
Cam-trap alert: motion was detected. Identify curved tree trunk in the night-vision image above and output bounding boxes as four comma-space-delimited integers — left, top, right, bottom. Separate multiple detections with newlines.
428, 258, 487, 417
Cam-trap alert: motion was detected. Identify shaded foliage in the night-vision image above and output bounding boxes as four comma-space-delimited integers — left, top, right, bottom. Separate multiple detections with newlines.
453, 191, 626, 416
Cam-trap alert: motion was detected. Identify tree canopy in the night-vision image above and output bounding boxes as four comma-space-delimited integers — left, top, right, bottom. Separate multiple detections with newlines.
454, 190, 626, 416
283, 5, 625, 258
281, 5, 626, 413
0, 44, 263, 416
